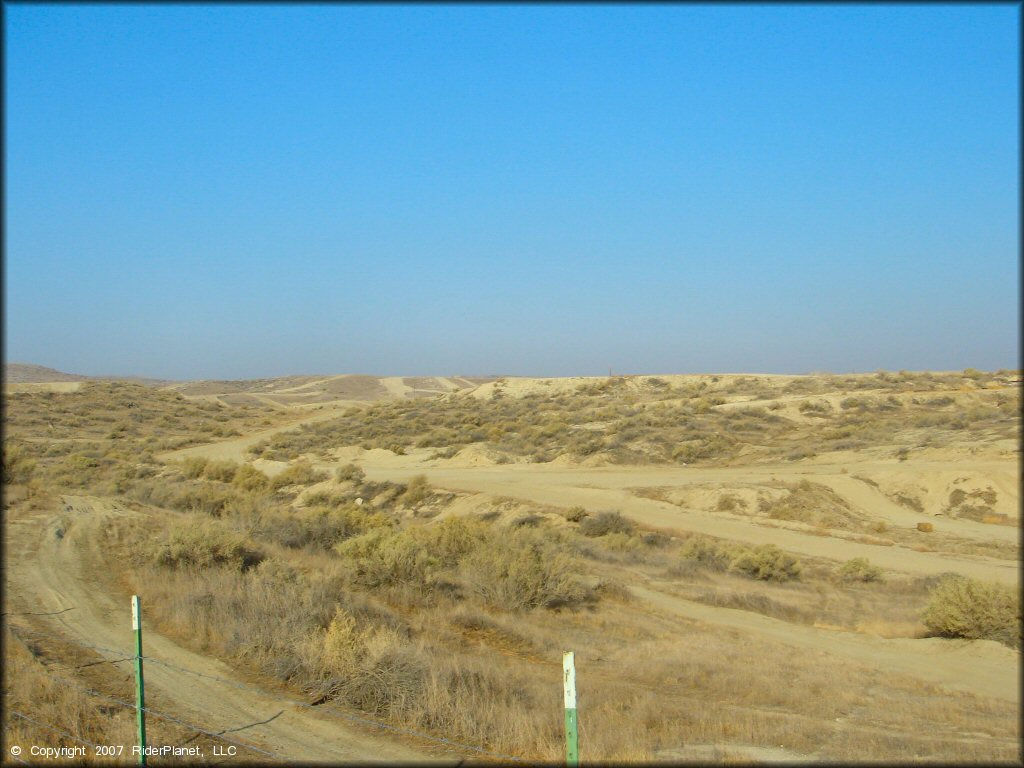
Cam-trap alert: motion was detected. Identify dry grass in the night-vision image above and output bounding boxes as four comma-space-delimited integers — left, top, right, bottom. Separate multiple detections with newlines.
4, 369, 1020, 763
246, 370, 1020, 466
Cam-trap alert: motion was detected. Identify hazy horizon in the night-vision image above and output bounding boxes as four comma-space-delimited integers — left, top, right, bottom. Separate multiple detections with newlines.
6, 5, 1019, 380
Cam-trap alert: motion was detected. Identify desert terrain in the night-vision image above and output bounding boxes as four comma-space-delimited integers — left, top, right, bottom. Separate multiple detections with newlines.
3, 365, 1020, 763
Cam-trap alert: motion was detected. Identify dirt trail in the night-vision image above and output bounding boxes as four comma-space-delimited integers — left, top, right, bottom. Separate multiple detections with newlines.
353, 464, 1020, 585
628, 581, 1019, 704
157, 404, 356, 464
4, 496, 449, 764
160, 425, 1019, 584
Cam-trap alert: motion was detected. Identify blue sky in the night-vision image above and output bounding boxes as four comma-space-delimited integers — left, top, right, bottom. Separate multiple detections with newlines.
5, 4, 1019, 379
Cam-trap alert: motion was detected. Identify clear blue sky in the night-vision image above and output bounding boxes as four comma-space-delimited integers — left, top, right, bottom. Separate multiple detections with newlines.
5, 4, 1019, 379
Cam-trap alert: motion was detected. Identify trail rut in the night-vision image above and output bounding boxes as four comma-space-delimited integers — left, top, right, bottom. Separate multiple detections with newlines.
5, 496, 450, 764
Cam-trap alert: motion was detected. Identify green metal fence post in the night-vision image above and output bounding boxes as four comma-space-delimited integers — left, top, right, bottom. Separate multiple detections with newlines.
132, 595, 147, 766
563, 651, 579, 767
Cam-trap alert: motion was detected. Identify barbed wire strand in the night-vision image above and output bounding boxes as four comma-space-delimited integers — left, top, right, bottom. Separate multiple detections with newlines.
8, 709, 103, 749
27, 674, 287, 762
8, 623, 538, 764
138, 654, 536, 764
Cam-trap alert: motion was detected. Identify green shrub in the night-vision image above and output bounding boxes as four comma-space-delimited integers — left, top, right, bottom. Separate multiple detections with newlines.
837, 557, 883, 583
728, 544, 802, 582
578, 511, 634, 537
921, 575, 1020, 648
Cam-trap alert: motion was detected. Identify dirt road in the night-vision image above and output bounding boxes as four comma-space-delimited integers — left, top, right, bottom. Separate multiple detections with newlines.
4, 496, 450, 764
628, 581, 1019, 704
350, 464, 1020, 586
161, 423, 1019, 584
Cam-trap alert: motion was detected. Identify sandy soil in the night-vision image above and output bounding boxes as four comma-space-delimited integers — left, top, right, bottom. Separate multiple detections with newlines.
5, 381, 84, 393
628, 581, 1018, 704
160, 418, 1019, 585
343, 462, 1019, 586
4, 496, 451, 764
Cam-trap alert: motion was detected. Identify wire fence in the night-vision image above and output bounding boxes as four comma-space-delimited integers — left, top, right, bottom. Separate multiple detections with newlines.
5, 620, 540, 764
9, 710, 104, 750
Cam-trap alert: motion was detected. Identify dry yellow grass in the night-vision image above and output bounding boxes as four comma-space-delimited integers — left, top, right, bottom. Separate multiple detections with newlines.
3, 369, 1020, 763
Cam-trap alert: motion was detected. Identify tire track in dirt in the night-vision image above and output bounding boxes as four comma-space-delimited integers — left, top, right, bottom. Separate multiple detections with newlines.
5, 496, 451, 764
626, 580, 1019, 705
354, 465, 1020, 586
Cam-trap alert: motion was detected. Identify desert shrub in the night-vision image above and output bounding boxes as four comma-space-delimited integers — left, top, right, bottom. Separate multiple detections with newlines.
399, 475, 431, 507
50, 452, 109, 487
173, 484, 240, 517
270, 460, 328, 490
641, 531, 669, 547
201, 459, 239, 482
301, 605, 425, 715
463, 529, 589, 611
837, 557, 883, 583
510, 514, 545, 528
233, 463, 270, 492
181, 456, 209, 478
2, 441, 36, 483
921, 575, 1020, 648
335, 463, 365, 484
728, 544, 802, 582
151, 518, 264, 570
337, 517, 489, 589
716, 494, 747, 512
578, 511, 634, 537
564, 506, 588, 522
678, 535, 735, 571
798, 400, 831, 415
257, 505, 391, 550
672, 434, 735, 463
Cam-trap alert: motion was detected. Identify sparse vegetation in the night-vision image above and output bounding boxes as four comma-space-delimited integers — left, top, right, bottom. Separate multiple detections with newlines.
921, 575, 1020, 649
837, 557, 883, 583
4, 369, 1020, 763
578, 510, 635, 537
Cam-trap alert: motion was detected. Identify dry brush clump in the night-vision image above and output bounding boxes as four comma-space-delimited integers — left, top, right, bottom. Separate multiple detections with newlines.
150, 516, 265, 570
677, 535, 803, 582
241, 371, 1018, 466
920, 575, 1020, 648
836, 557, 883, 583
4, 626, 139, 759
336, 516, 593, 611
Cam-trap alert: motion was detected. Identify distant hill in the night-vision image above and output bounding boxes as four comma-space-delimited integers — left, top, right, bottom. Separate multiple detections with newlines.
3, 363, 171, 387
3, 364, 494, 404
3, 363, 91, 384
